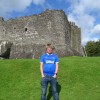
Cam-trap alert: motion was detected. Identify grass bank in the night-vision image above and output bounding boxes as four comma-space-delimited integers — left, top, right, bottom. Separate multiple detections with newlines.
0, 57, 100, 100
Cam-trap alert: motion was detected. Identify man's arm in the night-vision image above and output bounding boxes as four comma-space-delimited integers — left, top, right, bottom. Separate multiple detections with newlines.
55, 63, 58, 74
40, 62, 44, 77
53, 63, 59, 78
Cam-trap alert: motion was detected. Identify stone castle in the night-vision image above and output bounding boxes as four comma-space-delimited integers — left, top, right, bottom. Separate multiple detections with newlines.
0, 9, 84, 59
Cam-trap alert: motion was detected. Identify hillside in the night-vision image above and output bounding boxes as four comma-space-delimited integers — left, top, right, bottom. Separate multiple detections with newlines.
0, 57, 100, 100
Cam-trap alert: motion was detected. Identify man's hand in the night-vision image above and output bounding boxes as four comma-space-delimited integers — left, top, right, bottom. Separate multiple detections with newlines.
42, 74, 45, 78
53, 74, 57, 78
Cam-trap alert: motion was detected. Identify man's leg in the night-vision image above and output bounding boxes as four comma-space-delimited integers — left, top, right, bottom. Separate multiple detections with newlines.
50, 77, 59, 100
41, 77, 48, 100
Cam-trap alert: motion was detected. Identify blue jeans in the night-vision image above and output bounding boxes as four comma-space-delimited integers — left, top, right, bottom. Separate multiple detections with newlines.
41, 75, 59, 100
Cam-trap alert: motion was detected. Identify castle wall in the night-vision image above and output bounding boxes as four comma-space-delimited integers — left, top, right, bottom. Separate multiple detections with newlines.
0, 10, 84, 59
0, 18, 6, 40
3, 10, 68, 46
70, 22, 83, 55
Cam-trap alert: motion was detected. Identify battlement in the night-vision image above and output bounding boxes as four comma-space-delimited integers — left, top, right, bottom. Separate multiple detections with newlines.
69, 21, 79, 28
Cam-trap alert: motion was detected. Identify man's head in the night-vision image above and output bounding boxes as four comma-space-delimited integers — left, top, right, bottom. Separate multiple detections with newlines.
46, 44, 55, 54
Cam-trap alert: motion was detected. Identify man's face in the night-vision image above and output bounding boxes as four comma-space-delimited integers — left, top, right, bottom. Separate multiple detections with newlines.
46, 47, 53, 54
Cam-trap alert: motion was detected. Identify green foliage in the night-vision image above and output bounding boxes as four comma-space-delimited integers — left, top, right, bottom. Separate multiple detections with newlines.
85, 40, 100, 56
0, 57, 100, 100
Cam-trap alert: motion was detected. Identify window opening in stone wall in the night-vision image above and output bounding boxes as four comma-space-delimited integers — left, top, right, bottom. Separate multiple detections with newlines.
14, 27, 16, 29
25, 28, 27, 31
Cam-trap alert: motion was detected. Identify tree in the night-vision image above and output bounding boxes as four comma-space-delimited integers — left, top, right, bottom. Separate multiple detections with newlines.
95, 40, 100, 56
85, 40, 100, 56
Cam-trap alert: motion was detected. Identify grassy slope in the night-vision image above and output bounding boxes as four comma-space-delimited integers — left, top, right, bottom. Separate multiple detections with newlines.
0, 57, 100, 100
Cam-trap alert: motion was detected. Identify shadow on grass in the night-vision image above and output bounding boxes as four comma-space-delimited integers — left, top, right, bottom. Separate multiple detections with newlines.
47, 82, 61, 100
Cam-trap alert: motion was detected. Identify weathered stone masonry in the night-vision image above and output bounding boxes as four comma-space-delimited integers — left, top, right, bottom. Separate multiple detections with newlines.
0, 9, 84, 59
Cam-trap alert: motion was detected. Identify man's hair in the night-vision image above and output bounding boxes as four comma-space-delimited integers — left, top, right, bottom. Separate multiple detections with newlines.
46, 44, 55, 50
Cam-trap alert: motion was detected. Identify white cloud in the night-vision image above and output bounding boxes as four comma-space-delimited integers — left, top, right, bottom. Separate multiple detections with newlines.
91, 24, 100, 34
66, 0, 100, 45
92, 37, 100, 42
0, 0, 32, 16
0, 0, 45, 16
81, 0, 100, 10
32, 0, 45, 5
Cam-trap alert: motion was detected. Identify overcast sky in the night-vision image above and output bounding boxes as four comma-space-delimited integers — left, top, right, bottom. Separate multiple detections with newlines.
0, 0, 100, 45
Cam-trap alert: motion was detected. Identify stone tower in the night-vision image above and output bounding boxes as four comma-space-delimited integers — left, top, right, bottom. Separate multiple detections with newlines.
0, 9, 84, 59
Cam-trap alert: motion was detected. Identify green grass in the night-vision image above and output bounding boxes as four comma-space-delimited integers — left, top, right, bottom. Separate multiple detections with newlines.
0, 57, 100, 100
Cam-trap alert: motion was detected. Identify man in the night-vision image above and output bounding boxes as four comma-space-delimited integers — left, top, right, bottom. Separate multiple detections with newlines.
40, 44, 59, 100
